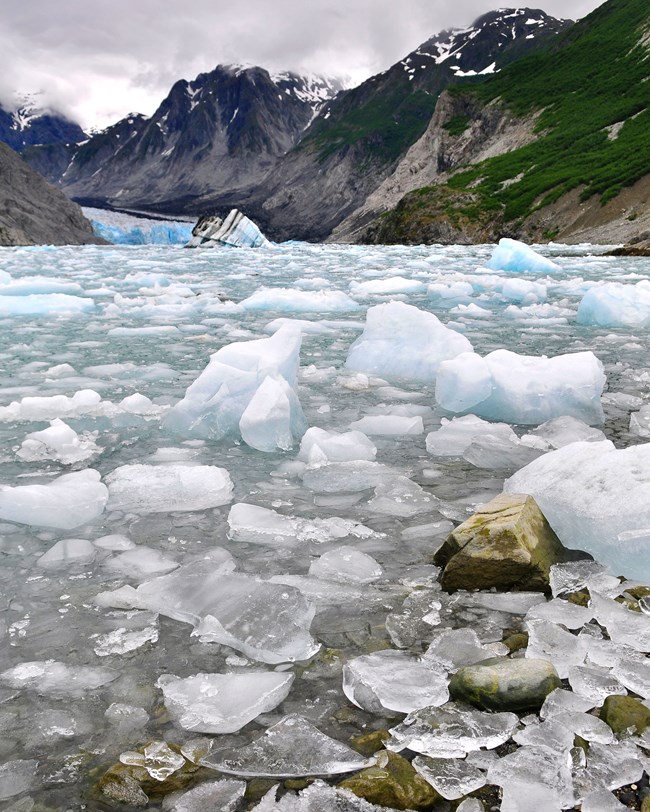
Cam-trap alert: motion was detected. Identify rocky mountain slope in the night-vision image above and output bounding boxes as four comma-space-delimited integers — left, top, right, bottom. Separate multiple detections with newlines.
0, 142, 101, 246
33, 67, 341, 213
0, 93, 86, 152
211, 8, 572, 241
357, 0, 650, 245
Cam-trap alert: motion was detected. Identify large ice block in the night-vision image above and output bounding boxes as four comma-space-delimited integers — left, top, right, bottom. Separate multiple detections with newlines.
345, 301, 472, 384
436, 349, 605, 425
186, 209, 269, 248
577, 280, 650, 328
486, 238, 560, 274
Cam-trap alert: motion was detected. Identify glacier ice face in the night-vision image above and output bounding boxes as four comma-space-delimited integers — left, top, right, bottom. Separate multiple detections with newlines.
0, 469, 108, 530
157, 671, 294, 733
345, 301, 472, 384
201, 714, 373, 777
164, 324, 306, 449
486, 238, 560, 274
105, 463, 233, 513
577, 280, 650, 328
436, 349, 606, 425
505, 440, 650, 579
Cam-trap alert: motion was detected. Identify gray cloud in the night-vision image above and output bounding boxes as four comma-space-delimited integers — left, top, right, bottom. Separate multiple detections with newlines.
0, 0, 604, 129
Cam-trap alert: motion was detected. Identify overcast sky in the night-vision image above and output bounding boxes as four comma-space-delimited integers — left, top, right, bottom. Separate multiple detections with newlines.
1, 0, 604, 130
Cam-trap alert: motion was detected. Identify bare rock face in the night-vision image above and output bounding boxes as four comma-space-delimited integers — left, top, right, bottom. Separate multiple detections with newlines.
0, 143, 102, 246
433, 493, 581, 592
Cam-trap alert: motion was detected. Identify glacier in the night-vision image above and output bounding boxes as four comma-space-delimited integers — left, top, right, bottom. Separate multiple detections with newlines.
0, 237, 649, 810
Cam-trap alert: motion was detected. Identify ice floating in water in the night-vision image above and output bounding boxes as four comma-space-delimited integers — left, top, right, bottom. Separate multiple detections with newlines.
164, 324, 306, 450
0, 760, 39, 801
37, 538, 97, 569
349, 415, 424, 436
388, 702, 518, 758
187, 209, 269, 248
201, 714, 373, 777
16, 419, 100, 464
103, 547, 179, 579
98, 562, 319, 664
436, 349, 606, 425
106, 464, 233, 513
0, 293, 95, 316
506, 440, 650, 579
0, 469, 108, 530
308, 546, 383, 584
0, 389, 163, 422
1, 660, 117, 698
342, 650, 449, 714
349, 277, 427, 296
156, 671, 294, 733
345, 301, 472, 384
228, 504, 379, 545
297, 427, 376, 464
486, 238, 560, 274
241, 288, 360, 313
577, 280, 650, 328
522, 415, 606, 451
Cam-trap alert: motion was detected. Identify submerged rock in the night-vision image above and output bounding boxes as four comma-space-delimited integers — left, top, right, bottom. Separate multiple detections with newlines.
434, 493, 580, 592
449, 656, 561, 712
338, 751, 439, 811
186, 209, 269, 248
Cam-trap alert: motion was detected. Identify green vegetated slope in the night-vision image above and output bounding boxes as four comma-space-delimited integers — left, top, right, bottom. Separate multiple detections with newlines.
448, 0, 650, 224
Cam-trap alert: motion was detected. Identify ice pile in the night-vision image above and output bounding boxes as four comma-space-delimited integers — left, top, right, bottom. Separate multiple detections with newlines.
202, 714, 373, 777
105, 463, 233, 513
577, 280, 650, 328
436, 349, 606, 425
345, 301, 472, 383
186, 209, 269, 248
486, 238, 560, 274
507, 440, 650, 579
164, 324, 307, 451
0, 470, 108, 530
16, 418, 100, 463
156, 671, 294, 733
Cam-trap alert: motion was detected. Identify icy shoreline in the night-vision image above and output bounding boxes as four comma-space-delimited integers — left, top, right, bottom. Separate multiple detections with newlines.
0, 241, 647, 810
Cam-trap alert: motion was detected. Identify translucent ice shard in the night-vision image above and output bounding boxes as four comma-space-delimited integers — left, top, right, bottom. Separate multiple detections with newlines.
412, 756, 486, 800
567, 665, 627, 705
573, 741, 644, 800
0, 469, 107, 530
424, 628, 505, 671
157, 672, 294, 733
1, 660, 117, 698
342, 650, 449, 714
590, 592, 650, 652
106, 463, 233, 513
202, 714, 373, 777
387, 702, 518, 758
163, 779, 246, 812
309, 547, 383, 584
120, 740, 185, 781
487, 744, 574, 810
525, 619, 590, 678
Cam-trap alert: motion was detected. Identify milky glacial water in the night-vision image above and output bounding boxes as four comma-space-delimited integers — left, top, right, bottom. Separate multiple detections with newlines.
0, 242, 648, 810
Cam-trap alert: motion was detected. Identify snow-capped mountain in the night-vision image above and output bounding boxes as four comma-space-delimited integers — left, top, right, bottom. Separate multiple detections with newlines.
0, 92, 86, 152
43, 66, 342, 211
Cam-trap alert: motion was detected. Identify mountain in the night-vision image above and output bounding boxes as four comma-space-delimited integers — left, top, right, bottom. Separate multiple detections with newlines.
39, 67, 342, 212
220, 8, 573, 241
0, 93, 86, 151
355, 0, 650, 245
0, 142, 103, 246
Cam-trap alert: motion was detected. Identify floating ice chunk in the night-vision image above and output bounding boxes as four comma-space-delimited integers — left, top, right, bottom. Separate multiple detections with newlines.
164, 324, 306, 450
367, 476, 437, 517
426, 414, 518, 456
349, 277, 427, 296
93, 615, 160, 656
486, 238, 560, 274
345, 301, 472, 384
577, 280, 650, 328
436, 349, 605, 425
424, 628, 505, 671
385, 590, 443, 649
1, 660, 117, 698
412, 756, 486, 800
105, 702, 149, 733
302, 461, 395, 493
297, 428, 376, 463
629, 404, 650, 438
0, 469, 108, 530
0, 293, 95, 316
105, 547, 179, 578
500, 278, 548, 303
525, 619, 590, 679
93, 533, 136, 551
309, 546, 383, 584
450, 303, 492, 319
36, 538, 97, 569
239, 375, 306, 452
16, 419, 100, 464
187, 209, 269, 248
106, 464, 233, 513
506, 440, 650, 579
523, 415, 606, 451
201, 714, 373, 777
157, 672, 294, 733
267, 574, 390, 611
0, 760, 39, 801
342, 650, 448, 714
487, 745, 574, 811
0, 389, 164, 422
388, 703, 518, 759
241, 289, 360, 313
428, 280, 474, 303
348, 415, 424, 436
163, 779, 246, 812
